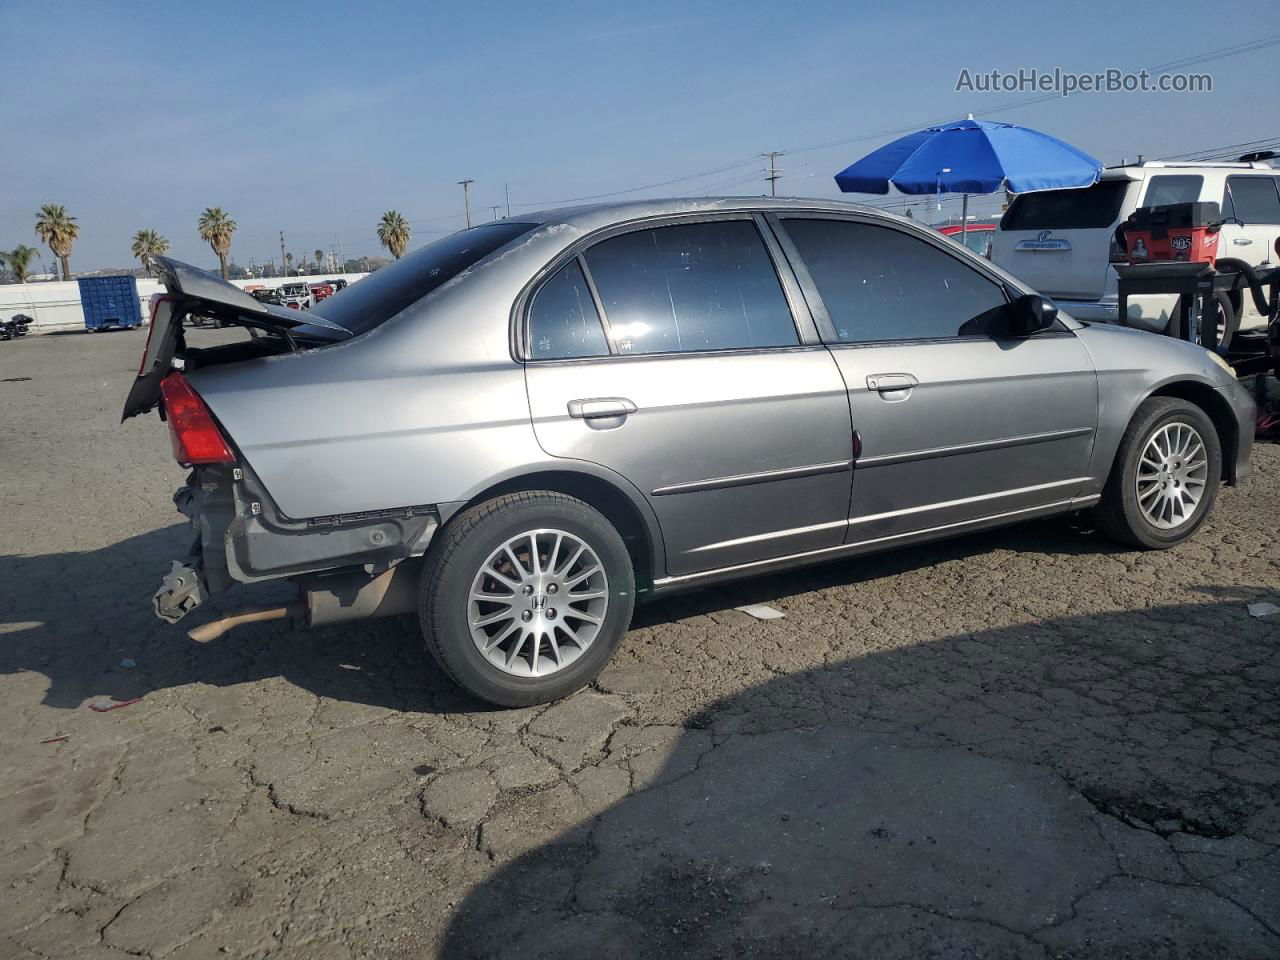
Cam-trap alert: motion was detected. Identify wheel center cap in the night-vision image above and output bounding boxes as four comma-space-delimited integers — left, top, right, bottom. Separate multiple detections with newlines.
531, 593, 548, 611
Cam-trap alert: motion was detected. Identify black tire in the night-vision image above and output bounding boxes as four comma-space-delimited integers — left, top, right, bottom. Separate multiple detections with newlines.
1096, 397, 1222, 549
1168, 292, 1238, 352
418, 491, 635, 707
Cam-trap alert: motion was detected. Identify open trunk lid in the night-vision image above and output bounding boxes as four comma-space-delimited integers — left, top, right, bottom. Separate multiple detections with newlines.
122, 256, 350, 421
991, 176, 1141, 301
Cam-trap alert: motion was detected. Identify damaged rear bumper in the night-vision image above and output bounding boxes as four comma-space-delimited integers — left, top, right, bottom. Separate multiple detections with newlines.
153, 463, 438, 626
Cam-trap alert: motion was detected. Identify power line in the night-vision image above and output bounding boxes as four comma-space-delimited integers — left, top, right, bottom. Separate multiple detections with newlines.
507, 32, 1280, 210
1155, 135, 1280, 162
782, 35, 1280, 160
510, 155, 761, 208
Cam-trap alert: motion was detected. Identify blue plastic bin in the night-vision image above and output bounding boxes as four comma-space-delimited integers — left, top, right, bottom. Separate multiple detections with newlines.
78, 276, 142, 331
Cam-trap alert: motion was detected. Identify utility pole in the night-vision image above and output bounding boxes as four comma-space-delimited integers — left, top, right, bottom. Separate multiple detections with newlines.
279, 232, 287, 276
504, 183, 511, 218
457, 179, 475, 228
335, 233, 345, 273
489, 205, 501, 221
762, 151, 784, 196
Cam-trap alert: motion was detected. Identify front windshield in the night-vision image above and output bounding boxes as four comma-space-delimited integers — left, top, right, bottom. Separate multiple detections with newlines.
311, 221, 536, 335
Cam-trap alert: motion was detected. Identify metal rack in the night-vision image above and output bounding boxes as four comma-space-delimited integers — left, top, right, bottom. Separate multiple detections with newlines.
1115, 261, 1280, 376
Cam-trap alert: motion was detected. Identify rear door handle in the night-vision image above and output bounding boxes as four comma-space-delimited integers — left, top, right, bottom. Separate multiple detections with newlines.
866, 373, 918, 392
1232, 238, 1253, 245
567, 397, 637, 419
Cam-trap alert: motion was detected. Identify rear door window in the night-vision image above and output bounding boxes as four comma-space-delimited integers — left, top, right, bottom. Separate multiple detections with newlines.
782, 219, 1008, 343
528, 259, 609, 359
1224, 176, 1280, 225
1142, 175, 1203, 207
581, 220, 798, 354
312, 221, 535, 335
1000, 180, 1132, 230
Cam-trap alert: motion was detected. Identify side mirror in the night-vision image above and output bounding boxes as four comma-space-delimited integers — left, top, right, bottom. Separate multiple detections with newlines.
1005, 294, 1058, 337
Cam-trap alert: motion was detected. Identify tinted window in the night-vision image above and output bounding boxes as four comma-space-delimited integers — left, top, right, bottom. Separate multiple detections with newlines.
1224, 176, 1280, 224
311, 221, 534, 335
528, 259, 609, 359
582, 220, 798, 354
1000, 180, 1131, 230
1143, 175, 1203, 207
783, 219, 1007, 343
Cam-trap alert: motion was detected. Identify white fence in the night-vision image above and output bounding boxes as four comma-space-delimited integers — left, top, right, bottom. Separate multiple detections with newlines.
0, 272, 370, 333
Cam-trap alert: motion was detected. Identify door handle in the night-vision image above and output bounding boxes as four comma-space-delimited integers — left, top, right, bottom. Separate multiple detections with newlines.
866, 373, 918, 392
1232, 238, 1253, 245
567, 397, 637, 419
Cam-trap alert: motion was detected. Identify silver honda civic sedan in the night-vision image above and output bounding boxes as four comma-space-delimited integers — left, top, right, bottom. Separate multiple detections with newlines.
124, 197, 1255, 706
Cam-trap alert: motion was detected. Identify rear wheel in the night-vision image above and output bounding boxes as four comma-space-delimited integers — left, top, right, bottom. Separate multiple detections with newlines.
419, 491, 635, 707
1096, 397, 1221, 549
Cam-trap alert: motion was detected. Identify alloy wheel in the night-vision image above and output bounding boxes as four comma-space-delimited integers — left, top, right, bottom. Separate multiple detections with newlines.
467, 528, 609, 677
1136, 421, 1208, 530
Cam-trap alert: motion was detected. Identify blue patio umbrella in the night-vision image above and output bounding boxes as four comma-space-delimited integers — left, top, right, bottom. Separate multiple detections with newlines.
834, 116, 1101, 240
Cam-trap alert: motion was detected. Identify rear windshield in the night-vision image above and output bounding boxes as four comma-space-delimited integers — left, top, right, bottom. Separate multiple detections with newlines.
1000, 180, 1131, 231
311, 221, 535, 335
1142, 175, 1203, 207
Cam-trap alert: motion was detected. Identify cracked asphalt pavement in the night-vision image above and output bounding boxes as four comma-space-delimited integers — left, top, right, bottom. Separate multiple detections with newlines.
2, 328, 1279, 959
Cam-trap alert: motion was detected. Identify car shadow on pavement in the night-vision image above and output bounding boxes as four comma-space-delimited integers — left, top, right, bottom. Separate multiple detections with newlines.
0, 522, 463, 713
440, 595, 1280, 960
0, 518, 1122, 714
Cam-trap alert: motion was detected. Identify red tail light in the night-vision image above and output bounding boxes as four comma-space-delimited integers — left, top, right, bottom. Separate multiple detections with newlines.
159, 373, 235, 465
1109, 225, 1128, 264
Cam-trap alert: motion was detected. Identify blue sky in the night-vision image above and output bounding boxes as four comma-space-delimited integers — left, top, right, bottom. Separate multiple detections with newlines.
2, 0, 1276, 272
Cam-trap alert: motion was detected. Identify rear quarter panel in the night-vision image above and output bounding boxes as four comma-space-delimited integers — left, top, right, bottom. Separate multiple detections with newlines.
189, 224, 590, 521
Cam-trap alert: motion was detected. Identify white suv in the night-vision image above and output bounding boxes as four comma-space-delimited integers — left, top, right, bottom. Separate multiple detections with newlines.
991, 159, 1280, 333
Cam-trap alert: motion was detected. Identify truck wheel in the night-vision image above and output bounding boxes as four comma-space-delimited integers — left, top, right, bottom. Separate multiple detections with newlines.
1169, 292, 1238, 351
1096, 397, 1221, 549
419, 491, 635, 707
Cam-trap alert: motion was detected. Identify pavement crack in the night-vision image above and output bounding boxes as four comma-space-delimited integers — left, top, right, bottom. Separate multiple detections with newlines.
242, 762, 330, 821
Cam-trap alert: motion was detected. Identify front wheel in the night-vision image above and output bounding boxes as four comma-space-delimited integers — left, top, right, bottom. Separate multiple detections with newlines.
419, 491, 635, 707
1096, 397, 1222, 549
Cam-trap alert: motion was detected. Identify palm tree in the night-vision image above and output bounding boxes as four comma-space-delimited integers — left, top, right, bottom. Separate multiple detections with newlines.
6, 245, 38, 283
314, 249, 325, 273
130, 229, 170, 273
34, 203, 78, 280
197, 207, 237, 279
377, 211, 410, 260
285, 252, 294, 275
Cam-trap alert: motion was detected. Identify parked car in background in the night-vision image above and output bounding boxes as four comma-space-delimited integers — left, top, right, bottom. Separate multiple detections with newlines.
278, 283, 313, 310
325, 279, 349, 292
991, 159, 1280, 334
938, 222, 996, 257
250, 288, 283, 306
126, 198, 1254, 708
308, 282, 335, 303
